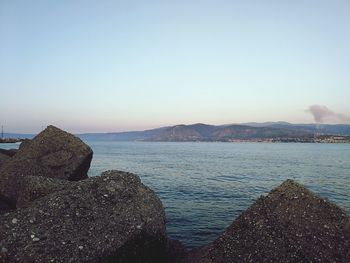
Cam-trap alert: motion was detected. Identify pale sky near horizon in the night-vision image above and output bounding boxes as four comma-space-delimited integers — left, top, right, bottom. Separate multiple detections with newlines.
1, 0, 350, 133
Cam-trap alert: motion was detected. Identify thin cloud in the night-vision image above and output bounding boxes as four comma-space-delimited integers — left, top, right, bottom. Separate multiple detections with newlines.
306, 105, 350, 124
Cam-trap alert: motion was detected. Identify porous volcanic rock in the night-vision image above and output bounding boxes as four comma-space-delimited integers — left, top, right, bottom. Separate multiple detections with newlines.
189, 180, 350, 263
0, 170, 167, 263
18, 138, 32, 150
16, 176, 70, 208
0, 153, 10, 169
0, 149, 18, 158
0, 125, 93, 208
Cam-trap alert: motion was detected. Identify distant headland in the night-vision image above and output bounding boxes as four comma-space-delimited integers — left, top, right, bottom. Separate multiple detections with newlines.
78, 122, 350, 143
3, 122, 350, 143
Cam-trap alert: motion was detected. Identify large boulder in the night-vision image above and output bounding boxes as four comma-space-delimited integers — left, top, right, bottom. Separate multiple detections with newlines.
189, 180, 350, 263
0, 125, 93, 208
0, 170, 167, 263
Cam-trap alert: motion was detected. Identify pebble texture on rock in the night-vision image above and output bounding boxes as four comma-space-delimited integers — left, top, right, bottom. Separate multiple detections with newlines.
0, 149, 18, 158
0, 153, 10, 169
0, 125, 93, 208
16, 176, 70, 208
0, 170, 167, 263
189, 180, 350, 263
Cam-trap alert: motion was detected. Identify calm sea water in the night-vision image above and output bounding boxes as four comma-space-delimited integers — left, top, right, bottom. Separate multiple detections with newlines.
1, 142, 350, 248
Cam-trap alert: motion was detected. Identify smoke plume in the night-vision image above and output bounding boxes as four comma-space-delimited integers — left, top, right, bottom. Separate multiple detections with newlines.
306, 105, 350, 124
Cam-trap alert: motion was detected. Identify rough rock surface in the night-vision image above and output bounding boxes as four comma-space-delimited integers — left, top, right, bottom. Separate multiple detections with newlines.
0, 153, 10, 169
0, 148, 18, 158
189, 180, 350, 263
0, 170, 167, 263
16, 176, 70, 208
0, 125, 93, 207
18, 138, 32, 150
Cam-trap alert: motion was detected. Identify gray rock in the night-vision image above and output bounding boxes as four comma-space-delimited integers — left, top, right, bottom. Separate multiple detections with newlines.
0, 153, 10, 169
0, 149, 18, 158
16, 176, 70, 208
189, 180, 350, 263
18, 138, 32, 151
0, 170, 167, 263
0, 125, 93, 208
0, 148, 17, 170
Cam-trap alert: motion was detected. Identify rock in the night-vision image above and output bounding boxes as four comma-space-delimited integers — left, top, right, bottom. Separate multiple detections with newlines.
0, 153, 10, 169
16, 176, 70, 208
0, 149, 18, 158
166, 239, 189, 263
0, 170, 167, 263
0, 198, 14, 215
0, 125, 93, 208
18, 138, 32, 151
0, 148, 18, 169
189, 180, 350, 263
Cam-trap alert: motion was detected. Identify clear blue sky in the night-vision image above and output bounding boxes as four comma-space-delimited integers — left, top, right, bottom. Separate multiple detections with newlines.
1, 0, 350, 133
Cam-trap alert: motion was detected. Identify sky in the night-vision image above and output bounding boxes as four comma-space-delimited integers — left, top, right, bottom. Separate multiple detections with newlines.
1, 0, 350, 133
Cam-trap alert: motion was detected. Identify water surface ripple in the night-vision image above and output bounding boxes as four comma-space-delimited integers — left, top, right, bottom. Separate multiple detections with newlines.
87, 142, 350, 248
1, 142, 349, 248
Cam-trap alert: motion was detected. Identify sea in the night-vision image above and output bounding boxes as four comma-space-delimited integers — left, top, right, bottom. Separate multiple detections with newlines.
1, 141, 350, 248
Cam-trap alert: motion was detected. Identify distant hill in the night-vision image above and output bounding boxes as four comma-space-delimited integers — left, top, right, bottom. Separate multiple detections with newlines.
78, 127, 168, 141
78, 123, 315, 142
145, 123, 313, 142
3, 123, 350, 142
67, 122, 350, 142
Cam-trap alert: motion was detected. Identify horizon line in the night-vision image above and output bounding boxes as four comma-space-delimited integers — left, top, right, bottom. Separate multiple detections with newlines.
3, 121, 350, 135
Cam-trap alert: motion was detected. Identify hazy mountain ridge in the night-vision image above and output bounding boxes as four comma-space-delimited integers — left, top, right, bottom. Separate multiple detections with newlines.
78, 123, 350, 142
78, 127, 168, 141
3, 123, 350, 142
147, 124, 314, 142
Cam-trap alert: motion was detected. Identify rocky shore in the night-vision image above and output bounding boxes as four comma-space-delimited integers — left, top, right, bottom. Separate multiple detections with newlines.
0, 126, 349, 262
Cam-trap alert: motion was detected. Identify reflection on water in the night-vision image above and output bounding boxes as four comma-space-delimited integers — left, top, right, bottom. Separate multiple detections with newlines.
1, 141, 349, 248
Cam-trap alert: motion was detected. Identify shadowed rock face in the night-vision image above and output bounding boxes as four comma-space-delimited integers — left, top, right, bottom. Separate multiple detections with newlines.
0, 170, 167, 263
0, 125, 93, 208
0, 149, 18, 158
0, 153, 10, 169
0, 149, 18, 169
189, 180, 350, 263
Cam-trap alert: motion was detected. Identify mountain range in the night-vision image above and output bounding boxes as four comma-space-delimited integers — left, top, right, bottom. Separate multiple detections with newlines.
78, 122, 350, 142
3, 122, 350, 142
